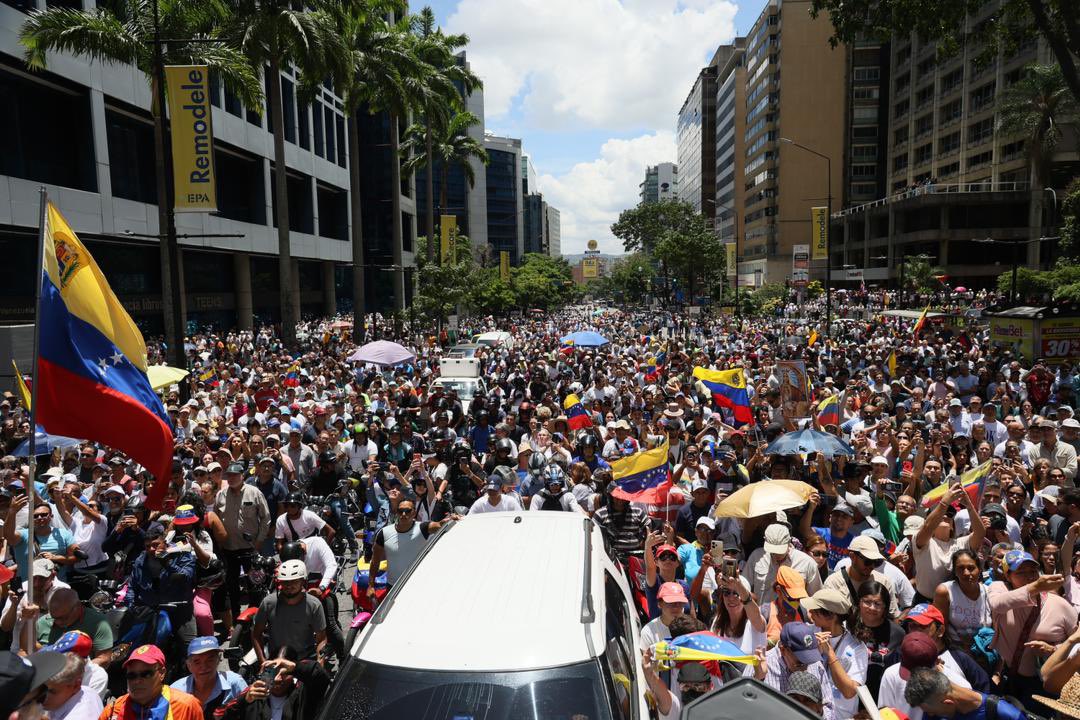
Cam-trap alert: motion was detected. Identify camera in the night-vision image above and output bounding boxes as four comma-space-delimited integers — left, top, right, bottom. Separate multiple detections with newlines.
378, 462, 390, 472
258, 664, 278, 687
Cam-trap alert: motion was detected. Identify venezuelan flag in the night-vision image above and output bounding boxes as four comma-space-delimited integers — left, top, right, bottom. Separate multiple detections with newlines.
692, 366, 754, 426
11, 360, 31, 409
283, 360, 301, 387
921, 459, 992, 508
197, 366, 217, 386
654, 632, 758, 669
816, 394, 840, 426
36, 202, 173, 508
644, 349, 666, 383
562, 393, 593, 430
610, 440, 670, 502
913, 305, 930, 338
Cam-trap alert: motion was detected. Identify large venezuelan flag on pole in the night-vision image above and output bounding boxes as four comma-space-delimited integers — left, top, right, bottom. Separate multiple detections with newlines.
37, 202, 174, 508
692, 366, 754, 426
610, 440, 671, 503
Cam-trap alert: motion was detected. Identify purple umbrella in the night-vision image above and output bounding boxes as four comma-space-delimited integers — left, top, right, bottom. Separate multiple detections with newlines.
347, 340, 415, 366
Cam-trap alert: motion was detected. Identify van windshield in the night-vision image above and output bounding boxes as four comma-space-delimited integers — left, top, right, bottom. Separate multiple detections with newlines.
319, 659, 615, 720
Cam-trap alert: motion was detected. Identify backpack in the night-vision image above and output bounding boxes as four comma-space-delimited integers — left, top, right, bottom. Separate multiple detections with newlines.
984, 694, 1048, 720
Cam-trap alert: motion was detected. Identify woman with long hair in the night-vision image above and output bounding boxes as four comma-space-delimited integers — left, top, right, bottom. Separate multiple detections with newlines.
710, 571, 766, 657
932, 549, 990, 657
851, 581, 903, 699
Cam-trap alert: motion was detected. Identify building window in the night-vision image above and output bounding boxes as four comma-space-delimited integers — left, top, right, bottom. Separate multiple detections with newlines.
894, 99, 910, 119
939, 131, 960, 154
967, 150, 992, 169
939, 99, 962, 126
853, 86, 880, 100
852, 145, 878, 160
852, 126, 878, 139
895, 72, 910, 92
941, 68, 963, 94
105, 106, 156, 204
914, 143, 933, 164
893, 153, 909, 172
852, 164, 877, 178
968, 117, 993, 145
894, 126, 909, 145
915, 84, 935, 107
853, 106, 878, 122
970, 81, 996, 112
939, 160, 960, 177
854, 67, 881, 82
914, 113, 933, 138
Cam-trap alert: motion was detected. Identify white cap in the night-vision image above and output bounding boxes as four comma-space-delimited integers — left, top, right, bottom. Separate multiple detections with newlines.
763, 523, 791, 555
690, 479, 709, 493
870, 455, 889, 466
848, 535, 884, 561
903, 514, 925, 537
696, 516, 715, 530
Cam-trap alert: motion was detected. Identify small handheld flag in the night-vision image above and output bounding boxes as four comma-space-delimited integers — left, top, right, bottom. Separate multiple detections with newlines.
654, 632, 759, 669
816, 394, 840, 426
921, 460, 992, 508
11, 360, 31, 409
913, 305, 930, 339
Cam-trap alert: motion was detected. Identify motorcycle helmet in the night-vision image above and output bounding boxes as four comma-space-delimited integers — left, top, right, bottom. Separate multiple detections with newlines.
284, 491, 305, 506
578, 434, 599, 451
318, 451, 337, 467
495, 438, 514, 454
543, 465, 565, 489
279, 541, 305, 562
527, 453, 548, 475
277, 559, 307, 582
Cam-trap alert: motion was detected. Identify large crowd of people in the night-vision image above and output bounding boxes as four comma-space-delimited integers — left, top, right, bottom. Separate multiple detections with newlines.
1, 296, 1080, 720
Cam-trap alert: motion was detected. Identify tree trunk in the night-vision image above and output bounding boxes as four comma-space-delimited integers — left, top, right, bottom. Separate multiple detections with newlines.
425, 122, 436, 264
390, 112, 405, 312
268, 57, 296, 346
151, 58, 185, 370
348, 113, 365, 340
440, 164, 449, 226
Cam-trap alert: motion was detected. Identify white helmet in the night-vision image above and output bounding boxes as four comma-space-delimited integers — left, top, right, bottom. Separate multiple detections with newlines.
277, 559, 307, 582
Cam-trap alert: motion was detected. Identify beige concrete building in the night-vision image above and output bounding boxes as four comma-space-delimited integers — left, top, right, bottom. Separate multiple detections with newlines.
738, 0, 847, 285
713, 39, 748, 285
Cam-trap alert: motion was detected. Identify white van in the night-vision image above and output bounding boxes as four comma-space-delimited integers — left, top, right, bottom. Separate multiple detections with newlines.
319, 512, 652, 719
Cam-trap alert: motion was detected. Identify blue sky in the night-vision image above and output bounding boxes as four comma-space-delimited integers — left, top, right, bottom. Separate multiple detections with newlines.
420, 0, 759, 254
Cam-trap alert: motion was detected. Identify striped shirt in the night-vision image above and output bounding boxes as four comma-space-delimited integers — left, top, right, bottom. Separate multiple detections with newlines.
594, 505, 648, 556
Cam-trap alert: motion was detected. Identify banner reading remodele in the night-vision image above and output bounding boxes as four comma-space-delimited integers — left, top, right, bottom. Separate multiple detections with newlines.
811, 206, 828, 260
165, 65, 216, 212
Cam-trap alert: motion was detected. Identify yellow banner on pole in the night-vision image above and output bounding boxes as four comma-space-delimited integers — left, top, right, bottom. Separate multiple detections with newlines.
500, 251, 510, 282
811, 206, 828, 261
440, 214, 456, 264
582, 257, 598, 278
725, 243, 736, 276
165, 65, 216, 212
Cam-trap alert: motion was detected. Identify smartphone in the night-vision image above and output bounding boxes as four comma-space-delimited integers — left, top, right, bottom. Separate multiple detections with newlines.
710, 540, 724, 563
649, 517, 664, 533
723, 557, 739, 579
902, 461, 913, 474
378, 462, 389, 471
258, 665, 278, 687
413, 453, 421, 462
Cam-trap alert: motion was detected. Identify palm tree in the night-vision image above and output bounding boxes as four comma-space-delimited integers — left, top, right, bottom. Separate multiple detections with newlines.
218, 0, 341, 346
998, 63, 1080, 261
408, 7, 481, 263
401, 110, 488, 250
321, 0, 411, 332
20, 0, 261, 364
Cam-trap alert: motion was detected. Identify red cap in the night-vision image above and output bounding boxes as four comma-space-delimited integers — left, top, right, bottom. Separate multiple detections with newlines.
124, 644, 166, 668
655, 544, 678, 559
904, 603, 945, 627
657, 582, 689, 604
899, 632, 938, 679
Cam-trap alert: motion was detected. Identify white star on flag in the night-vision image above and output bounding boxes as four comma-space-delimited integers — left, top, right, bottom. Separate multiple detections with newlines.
111, 351, 124, 366
97, 358, 109, 375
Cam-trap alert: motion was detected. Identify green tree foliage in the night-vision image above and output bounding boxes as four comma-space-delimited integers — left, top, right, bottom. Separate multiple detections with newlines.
1059, 177, 1080, 264
903, 255, 945, 295
401, 110, 489, 228
653, 214, 726, 303
412, 233, 474, 324
740, 283, 789, 317
997, 64, 1079, 189
603, 253, 653, 302
511, 254, 576, 310
611, 200, 699, 255
997, 264, 1080, 302
468, 267, 516, 314
808, 0, 1080, 103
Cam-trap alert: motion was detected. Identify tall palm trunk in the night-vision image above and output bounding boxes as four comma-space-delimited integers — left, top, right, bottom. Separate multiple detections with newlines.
268, 56, 297, 346
150, 72, 184, 369
439, 164, 449, 229
425, 121, 435, 264
348, 114, 365, 339
390, 112, 405, 311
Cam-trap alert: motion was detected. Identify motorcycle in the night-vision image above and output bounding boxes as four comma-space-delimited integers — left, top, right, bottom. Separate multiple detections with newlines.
346, 556, 388, 652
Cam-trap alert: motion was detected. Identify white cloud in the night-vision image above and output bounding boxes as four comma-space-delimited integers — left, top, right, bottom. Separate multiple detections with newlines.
447, 0, 738, 130
540, 130, 676, 255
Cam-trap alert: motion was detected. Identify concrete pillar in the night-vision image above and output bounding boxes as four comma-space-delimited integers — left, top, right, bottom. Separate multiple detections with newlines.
322, 261, 336, 317
177, 250, 188, 333
290, 258, 302, 324
234, 253, 253, 331
863, 212, 872, 269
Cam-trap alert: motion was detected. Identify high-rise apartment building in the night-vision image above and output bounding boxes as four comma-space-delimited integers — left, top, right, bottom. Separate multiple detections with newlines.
677, 48, 726, 215
545, 205, 562, 257
714, 39, 747, 282
639, 163, 679, 204
484, 134, 524, 265
843, 39, 891, 207
523, 192, 546, 255
738, 0, 846, 284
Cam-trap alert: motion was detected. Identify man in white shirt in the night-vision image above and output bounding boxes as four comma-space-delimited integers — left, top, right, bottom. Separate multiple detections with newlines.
274, 494, 331, 550
342, 425, 378, 473
877, 626, 973, 720
469, 479, 524, 514
975, 403, 1007, 447
947, 399, 972, 437
39, 651, 103, 720
743, 523, 822, 604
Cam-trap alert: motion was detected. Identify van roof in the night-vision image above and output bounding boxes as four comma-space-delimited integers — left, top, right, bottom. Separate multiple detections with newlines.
356, 512, 612, 671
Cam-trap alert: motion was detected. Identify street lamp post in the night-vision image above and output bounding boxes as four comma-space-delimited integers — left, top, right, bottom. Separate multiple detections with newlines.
781, 138, 832, 336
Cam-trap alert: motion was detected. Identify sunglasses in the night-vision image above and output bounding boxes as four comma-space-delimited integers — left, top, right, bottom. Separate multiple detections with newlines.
126, 669, 157, 680
398, 507, 416, 514
810, 550, 828, 558
33, 513, 50, 519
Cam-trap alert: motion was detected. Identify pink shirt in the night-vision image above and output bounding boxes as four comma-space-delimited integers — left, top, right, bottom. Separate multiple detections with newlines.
988, 581, 1078, 676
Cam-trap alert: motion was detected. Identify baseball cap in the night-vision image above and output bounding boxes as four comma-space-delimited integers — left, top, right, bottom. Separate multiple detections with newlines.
860, 528, 887, 547
780, 622, 822, 665
949, 398, 963, 407
982, 502, 1008, 517
187, 636, 221, 656
0, 651, 66, 717
124, 644, 166, 668
870, 455, 890, 466
1004, 549, 1039, 572
849, 535, 884, 561
763, 523, 791, 555
225, 461, 246, 475
899, 632, 939, 679
845, 492, 875, 518
831, 502, 855, 517
677, 661, 710, 684
902, 515, 925, 537
657, 582, 688, 605
774, 565, 808, 599
483, 477, 502, 491
690, 479, 709, 493
904, 603, 945, 627
1062, 418, 1080, 429
206, 462, 222, 472
104, 484, 127, 497
42, 630, 93, 658
655, 544, 678, 559
801, 587, 851, 616
695, 516, 715, 530
788, 670, 823, 704
32, 558, 55, 578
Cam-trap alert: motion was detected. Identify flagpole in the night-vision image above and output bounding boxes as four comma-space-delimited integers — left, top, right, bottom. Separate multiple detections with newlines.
24, 187, 47, 651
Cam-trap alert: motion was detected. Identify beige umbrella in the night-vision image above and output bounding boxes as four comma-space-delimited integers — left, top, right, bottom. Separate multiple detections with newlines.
713, 479, 814, 519
146, 365, 189, 391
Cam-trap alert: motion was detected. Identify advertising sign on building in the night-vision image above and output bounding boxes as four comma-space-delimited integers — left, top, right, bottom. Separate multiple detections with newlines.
500, 251, 510, 283
165, 66, 216, 212
1040, 317, 1080, 362
792, 244, 809, 287
989, 317, 1035, 360
811, 207, 828, 261
726, 243, 736, 277
582, 257, 598, 278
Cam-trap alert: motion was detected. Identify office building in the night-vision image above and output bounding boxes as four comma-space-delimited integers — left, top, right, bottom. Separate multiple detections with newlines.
829, 27, 1073, 291
545, 205, 562, 257
737, 0, 846, 284
639, 163, 679, 204
413, 52, 488, 249
523, 192, 546, 255
676, 49, 724, 216
713, 39, 746, 282
843, 38, 890, 207
484, 134, 524, 265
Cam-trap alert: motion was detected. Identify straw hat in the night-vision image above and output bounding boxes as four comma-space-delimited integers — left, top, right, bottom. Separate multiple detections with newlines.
1033, 673, 1080, 719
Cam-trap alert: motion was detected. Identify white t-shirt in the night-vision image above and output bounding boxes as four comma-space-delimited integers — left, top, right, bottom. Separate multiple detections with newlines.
876, 650, 970, 720
69, 513, 108, 567
84, 661, 109, 698
639, 616, 671, 651
50, 686, 103, 720
829, 631, 869, 719
468, 495, 524, 514
274, 509, 326, 541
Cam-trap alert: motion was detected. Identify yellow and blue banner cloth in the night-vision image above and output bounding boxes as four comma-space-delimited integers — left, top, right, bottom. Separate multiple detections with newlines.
654, 632, 758, 670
